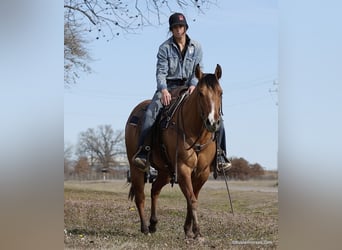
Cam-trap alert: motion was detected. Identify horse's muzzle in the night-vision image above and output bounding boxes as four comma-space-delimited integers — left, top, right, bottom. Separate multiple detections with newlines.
204, 118, 220, 133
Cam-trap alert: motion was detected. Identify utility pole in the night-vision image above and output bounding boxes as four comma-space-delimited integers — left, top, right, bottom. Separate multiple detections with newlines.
269, 80, 278, 106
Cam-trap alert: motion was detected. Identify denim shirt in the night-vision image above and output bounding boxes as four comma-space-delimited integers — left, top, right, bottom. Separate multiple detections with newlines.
156, 35, 203, 91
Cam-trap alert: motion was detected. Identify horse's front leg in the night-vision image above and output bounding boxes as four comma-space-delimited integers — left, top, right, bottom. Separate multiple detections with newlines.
184, 204, 193, 237
187, 194, 202, 239
191, 166, 210, 238
178, 167, 201, 238
149, 172, 169, 233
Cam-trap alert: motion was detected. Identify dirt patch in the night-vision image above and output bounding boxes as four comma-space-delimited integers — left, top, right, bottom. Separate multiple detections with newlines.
64, 180, 278, 249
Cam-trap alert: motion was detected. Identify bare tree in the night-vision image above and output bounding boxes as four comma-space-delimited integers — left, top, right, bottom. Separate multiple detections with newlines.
249, 163, 265, 178
64, 142, 74, 176
74, 156, 91, 174
64, 19, 92, 86
64, 0, 218, 39
64, 0, 218, 86
77, 125, 125, 170
228, 157, 265, 180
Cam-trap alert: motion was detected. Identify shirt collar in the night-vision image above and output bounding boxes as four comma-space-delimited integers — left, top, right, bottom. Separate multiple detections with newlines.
171, 35, 191, 46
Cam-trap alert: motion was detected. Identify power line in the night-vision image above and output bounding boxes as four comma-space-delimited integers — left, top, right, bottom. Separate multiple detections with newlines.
224, 78, 278, 108
225, 74, 277, 91
225, 94, 273, 108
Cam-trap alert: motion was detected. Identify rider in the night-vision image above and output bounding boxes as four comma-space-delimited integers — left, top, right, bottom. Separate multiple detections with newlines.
133, 12, 231, 174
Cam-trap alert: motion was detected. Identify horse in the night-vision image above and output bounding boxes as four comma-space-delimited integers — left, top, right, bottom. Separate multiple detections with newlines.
125, 64, 223, 238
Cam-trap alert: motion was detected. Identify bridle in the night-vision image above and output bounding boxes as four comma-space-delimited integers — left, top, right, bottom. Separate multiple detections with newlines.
170, 74, 222, 186
198, 79, 223, 133
178, 79, 222, 152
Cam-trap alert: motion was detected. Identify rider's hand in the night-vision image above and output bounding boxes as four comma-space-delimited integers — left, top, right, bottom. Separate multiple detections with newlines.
161, 89, 172, 106
188, 85, 195, 94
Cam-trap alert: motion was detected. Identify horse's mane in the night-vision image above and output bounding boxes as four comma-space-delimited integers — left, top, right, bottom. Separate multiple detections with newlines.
199, 73, 219, 89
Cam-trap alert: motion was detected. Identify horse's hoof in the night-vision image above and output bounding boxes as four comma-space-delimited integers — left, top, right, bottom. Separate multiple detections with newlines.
194, 235, 204, 242
148, 225, 157, 233
185, 233, 194, 239
193, 231, 203, 240
141, 226, 149, 235
149, 219, 158, 233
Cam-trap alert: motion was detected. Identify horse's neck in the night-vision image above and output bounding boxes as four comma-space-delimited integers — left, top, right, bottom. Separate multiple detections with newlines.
181, 93, 203, 135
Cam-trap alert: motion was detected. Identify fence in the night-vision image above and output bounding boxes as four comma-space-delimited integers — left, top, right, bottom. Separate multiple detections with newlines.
64, 169, 128, 181
65, 169, 278, 182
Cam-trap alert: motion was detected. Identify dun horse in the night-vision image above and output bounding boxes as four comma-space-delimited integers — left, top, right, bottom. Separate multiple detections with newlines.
125, 64, 223, 238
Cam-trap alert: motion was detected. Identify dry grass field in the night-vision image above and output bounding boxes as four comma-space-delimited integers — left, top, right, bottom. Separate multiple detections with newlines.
64, 179, 278, 249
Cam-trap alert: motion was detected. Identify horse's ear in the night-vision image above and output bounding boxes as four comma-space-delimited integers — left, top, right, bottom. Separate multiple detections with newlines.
215, 64, 222, 79
195, 64, 202, 79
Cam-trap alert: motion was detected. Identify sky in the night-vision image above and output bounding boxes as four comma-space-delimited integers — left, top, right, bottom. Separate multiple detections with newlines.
64, 0, 278, 170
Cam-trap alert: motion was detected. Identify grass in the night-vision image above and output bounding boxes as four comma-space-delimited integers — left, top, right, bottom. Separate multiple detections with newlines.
64, 179, 278, 249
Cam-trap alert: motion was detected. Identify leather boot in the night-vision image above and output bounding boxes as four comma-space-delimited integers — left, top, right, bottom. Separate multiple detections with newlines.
133, 145, 151, 172
217, 149, 232, 175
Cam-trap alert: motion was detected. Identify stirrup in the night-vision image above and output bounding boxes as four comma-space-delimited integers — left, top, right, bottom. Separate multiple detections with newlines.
132, 146, 150, 172
217, 160, 232, 174
217, 150, 232, 175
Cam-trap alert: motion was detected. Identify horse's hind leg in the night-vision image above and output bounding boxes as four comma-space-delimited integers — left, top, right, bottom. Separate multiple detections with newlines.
135, 191, 149, 234
131, 171, 149, 234
149, 172, 169, 233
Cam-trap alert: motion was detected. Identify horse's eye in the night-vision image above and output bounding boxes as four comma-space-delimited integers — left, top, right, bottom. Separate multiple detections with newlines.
199, 92, 204, 97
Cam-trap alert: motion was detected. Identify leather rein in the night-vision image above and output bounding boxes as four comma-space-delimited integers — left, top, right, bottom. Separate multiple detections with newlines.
177, 91, 217, 153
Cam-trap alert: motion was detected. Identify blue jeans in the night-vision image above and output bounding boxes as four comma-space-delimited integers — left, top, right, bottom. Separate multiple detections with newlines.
138, 91, 164, 146
217, 119, 227, 153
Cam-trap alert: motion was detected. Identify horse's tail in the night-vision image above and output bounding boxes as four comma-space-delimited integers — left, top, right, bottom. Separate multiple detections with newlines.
128, 185, 135, 201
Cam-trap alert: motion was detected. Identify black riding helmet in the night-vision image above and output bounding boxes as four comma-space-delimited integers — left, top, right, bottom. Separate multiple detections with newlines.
169, 12, 188, 31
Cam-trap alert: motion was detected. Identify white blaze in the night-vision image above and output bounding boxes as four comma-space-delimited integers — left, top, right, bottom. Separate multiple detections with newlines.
208, 99, 215, 125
